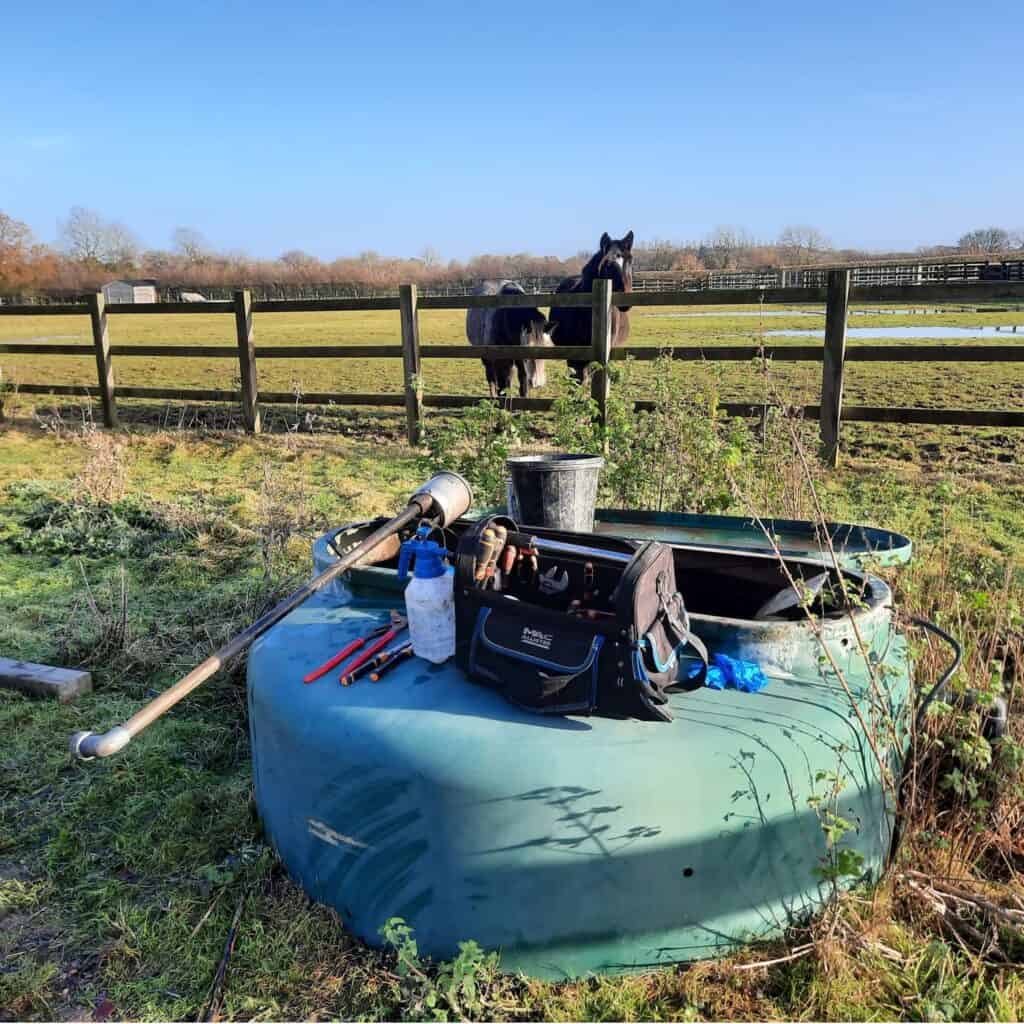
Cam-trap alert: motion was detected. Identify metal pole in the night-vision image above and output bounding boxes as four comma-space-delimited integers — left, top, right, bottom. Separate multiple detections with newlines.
71, 472, 472, 759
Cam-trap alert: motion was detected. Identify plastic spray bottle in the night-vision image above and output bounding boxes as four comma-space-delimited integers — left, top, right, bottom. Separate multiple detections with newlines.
397, 525, 455, 664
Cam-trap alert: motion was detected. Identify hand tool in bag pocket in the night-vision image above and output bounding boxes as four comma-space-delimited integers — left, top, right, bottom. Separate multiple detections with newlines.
474, 524, 507, 589
500, 544, 518, 576
517, 542, 539, 584
538, 565, 570, 595
302, 615, 399, 683
339, 614, 409, 685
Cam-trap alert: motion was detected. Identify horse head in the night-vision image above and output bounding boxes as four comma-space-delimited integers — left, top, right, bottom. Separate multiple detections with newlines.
582, 231, 633, 308
597, 230, 634, 280
598, 232, 633, 311
520, 316, 556, 388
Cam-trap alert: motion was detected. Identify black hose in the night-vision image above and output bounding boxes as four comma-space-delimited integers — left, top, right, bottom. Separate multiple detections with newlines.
889, 615, 963, 866
910, 615, 962, 734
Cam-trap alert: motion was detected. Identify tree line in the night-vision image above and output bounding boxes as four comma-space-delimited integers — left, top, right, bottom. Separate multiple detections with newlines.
1, 207, 1022, 298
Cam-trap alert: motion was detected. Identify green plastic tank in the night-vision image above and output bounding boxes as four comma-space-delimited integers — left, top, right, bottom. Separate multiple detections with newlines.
247, 512, 911, 978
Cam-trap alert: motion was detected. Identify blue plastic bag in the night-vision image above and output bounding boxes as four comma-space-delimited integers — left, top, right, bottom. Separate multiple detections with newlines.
691, 653, 769, 693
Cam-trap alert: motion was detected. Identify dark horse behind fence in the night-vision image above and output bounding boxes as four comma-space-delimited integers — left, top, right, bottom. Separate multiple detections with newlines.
549, 231, 633, 382
466, 281, 555, 398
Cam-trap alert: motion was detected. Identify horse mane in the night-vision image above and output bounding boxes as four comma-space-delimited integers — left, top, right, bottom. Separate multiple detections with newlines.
579, 251, 604, 282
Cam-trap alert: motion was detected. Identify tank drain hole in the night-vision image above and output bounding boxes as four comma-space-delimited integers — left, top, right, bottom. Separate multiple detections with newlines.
682, 867, 694, 878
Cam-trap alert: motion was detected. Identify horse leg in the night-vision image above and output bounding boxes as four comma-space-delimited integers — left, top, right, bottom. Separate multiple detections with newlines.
483, 360, 498, 399
568, 360, 590, 387
530, 356, 547, 390
495, 361, 513, 403
517, 360, 530, 399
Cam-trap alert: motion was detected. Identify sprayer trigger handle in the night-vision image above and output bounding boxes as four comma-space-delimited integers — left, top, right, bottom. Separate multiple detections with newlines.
397, 545, 412, 581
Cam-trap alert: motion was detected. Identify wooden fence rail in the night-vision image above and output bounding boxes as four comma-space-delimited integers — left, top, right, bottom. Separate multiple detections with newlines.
2, 280, 1024, 462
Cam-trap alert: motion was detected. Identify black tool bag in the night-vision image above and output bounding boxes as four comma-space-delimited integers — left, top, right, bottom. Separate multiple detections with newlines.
454, 516, 708, 722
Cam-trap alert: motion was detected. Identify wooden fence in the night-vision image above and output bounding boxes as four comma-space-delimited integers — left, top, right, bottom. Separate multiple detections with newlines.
2, 274, 1023, 465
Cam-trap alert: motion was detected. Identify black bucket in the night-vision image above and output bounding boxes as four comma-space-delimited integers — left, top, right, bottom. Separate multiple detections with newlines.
507, 454, 605, 532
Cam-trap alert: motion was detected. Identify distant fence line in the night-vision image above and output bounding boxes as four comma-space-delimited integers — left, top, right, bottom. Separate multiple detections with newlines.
643, 256, 1024, 293
3, 254, 1024, 305
2, 276, 1024, 466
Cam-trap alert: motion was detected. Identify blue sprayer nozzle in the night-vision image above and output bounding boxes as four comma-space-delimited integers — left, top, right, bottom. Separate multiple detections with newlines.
397, 525, 448, 581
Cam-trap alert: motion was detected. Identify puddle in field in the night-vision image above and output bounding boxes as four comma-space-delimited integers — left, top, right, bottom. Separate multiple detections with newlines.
766, 325, 1023, 339
1, 334, 82, 343
852, 307, 1022, 316
644, 310, 824, 318
643, 307, 1022, 320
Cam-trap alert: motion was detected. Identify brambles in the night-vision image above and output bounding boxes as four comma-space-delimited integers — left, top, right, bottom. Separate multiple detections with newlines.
551, 356, 767, 514
380, 917, 503, 1022
808, 769, 868, 889
1, 481, 172, 558
422, 355, 774, 517
419, 401, 523, 509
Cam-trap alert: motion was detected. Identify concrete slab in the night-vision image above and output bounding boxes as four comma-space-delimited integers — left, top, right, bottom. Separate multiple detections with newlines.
0, 658, 92, 702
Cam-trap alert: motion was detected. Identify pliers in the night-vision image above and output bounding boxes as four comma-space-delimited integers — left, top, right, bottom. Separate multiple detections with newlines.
302, 612, 406, 684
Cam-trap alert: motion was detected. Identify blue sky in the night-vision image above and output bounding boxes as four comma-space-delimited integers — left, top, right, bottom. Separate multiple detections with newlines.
2, 0, 1020, 260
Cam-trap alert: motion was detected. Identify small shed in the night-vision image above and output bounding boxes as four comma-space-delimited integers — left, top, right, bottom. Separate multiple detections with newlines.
102, 279, 158, 304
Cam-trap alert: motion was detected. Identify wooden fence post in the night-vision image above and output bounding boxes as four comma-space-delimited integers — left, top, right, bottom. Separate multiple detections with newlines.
87, 292, 117, 428
590, 277, 613, 439
820, 269, 850, 466
399, 284, 424, 445
234, 289, 260, 433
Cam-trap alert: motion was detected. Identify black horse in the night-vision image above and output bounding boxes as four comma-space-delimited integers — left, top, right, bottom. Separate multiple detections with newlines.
549, 231, 634, 382
466, 281, 555, 398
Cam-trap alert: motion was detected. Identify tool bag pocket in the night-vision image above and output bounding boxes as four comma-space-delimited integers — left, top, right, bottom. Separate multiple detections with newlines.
455, 515, 708, 721
468, 604, 604, 714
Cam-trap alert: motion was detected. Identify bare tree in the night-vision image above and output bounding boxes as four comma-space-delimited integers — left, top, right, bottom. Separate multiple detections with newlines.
104, 222, 140, 267
172, 226, 211, 263
60, 206, 139, 266
141, 249, 175, 274
419, 245, 442, 268
671, 250, 704, 274
778, 225, 832, 263
634, 238, 688, 272
957, 227, 1013, 253
0, 210, 33, 249
278, 250, 321, 283
700, 226, 753, 270
60, 206, 105, 261
279, 249, 317, 268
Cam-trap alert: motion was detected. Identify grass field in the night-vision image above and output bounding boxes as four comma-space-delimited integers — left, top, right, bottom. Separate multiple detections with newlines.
0, 308, 1023, 1019
3, 301, 1023, 473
